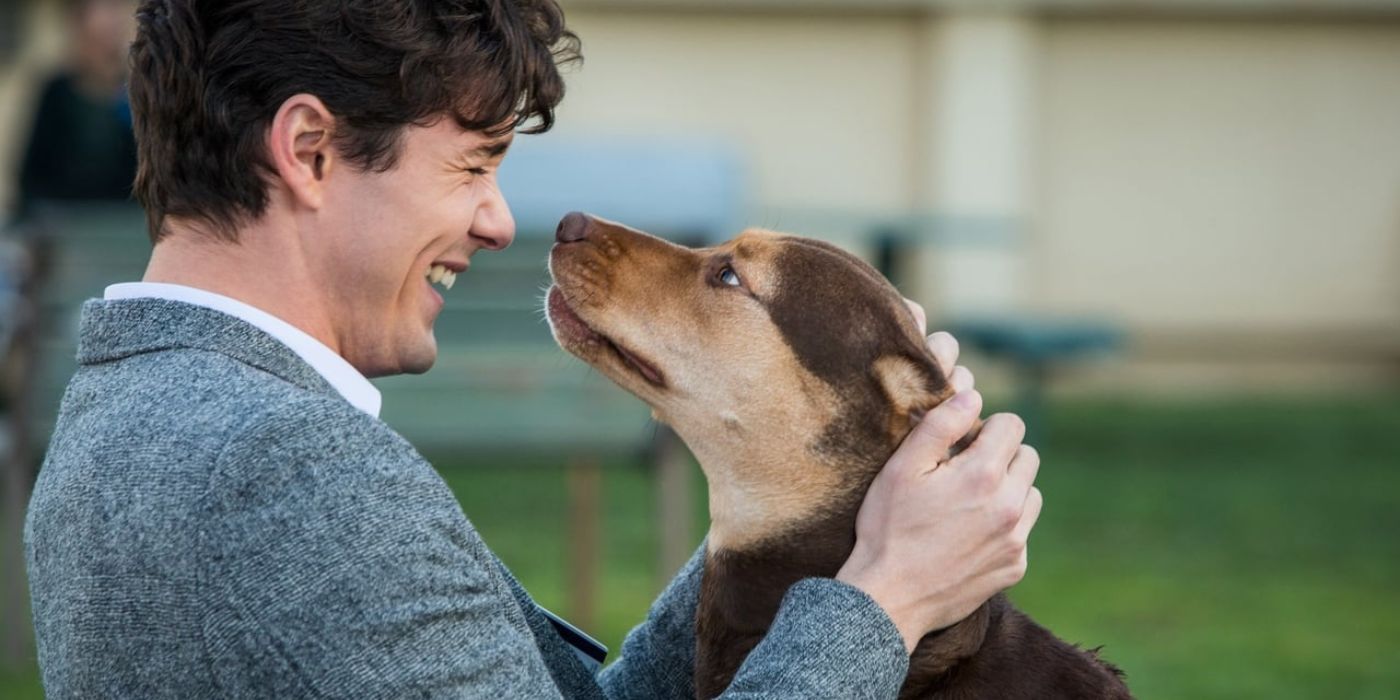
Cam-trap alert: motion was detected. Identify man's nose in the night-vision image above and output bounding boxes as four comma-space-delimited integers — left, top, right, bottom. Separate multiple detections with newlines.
471, 192, 516, 251
555, 211, 594, 244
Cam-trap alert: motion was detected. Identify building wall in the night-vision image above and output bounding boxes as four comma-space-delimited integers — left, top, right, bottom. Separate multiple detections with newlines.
1036, 18, 1400, 338
552, 10, 925, 214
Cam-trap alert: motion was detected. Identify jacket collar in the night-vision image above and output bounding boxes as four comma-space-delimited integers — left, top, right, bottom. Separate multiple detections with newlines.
76, 297, 339, 399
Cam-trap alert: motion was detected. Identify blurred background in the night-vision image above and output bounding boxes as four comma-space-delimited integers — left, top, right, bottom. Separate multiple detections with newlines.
1, 0, 1398, 697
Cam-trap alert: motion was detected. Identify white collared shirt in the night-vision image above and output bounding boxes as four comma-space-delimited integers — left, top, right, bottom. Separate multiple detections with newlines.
104, 282, 382, 417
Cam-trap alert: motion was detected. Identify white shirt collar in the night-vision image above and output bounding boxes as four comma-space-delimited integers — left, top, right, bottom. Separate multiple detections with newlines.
103, 282, 382, 417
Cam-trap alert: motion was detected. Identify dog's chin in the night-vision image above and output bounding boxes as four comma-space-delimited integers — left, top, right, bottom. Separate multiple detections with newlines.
545, 286, 669, 396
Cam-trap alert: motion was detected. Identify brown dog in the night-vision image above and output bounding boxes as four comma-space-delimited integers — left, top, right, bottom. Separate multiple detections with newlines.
545, 212, 1130, 699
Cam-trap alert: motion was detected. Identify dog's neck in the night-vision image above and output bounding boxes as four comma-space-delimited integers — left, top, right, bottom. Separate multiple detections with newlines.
682, 434, 851, 552
693, 458, 865, 699
690, 446, 992, 698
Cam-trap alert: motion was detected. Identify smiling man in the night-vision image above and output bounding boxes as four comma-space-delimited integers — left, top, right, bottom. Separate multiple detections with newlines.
23, 1, 1041, 698
137, 113, 515, 379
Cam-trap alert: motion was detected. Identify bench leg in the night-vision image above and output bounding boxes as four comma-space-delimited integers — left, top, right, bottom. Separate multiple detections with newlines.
567, 458, 601, 631
654, 427, 695, 580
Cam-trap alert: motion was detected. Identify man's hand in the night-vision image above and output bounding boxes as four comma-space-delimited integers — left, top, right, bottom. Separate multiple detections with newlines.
836, 302, 1043, 653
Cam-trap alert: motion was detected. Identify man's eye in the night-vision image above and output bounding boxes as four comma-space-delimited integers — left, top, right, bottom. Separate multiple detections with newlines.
717, 266, 742, 287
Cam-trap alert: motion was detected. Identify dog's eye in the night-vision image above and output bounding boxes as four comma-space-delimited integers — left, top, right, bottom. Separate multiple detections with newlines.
717, 266, 742, 288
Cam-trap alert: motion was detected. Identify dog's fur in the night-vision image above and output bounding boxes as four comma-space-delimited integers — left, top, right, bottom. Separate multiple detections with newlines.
545, 214, 1131, 699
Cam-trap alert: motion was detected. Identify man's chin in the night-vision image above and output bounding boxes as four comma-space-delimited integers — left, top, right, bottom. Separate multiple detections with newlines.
400, 339, 438, 375
358, 338, 437, 378
399, 356, 436, 375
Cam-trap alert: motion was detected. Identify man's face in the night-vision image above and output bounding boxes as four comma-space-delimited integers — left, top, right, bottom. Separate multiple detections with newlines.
314, 118, 515, 377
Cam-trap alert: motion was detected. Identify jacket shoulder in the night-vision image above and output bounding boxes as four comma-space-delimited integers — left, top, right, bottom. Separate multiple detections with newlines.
208, 378, 439, 510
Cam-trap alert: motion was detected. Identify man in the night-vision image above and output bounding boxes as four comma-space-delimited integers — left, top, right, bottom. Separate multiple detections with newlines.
25, 1, 1042, 697
16, 0, 139, 217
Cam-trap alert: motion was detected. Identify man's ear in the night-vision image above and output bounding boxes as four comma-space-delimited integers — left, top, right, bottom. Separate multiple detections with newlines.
267, 94, 336, 211
873, 353, 953, 423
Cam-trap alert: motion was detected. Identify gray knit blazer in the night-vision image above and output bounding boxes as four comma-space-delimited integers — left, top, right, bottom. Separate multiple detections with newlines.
25, 297, 909, 698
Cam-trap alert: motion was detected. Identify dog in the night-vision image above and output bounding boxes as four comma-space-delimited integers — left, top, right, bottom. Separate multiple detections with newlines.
545, 211, 1131, 699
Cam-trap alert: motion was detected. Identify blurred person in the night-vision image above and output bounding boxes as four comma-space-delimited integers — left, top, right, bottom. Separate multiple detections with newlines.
16, 0, 139, 216
22, 1, 1041, 698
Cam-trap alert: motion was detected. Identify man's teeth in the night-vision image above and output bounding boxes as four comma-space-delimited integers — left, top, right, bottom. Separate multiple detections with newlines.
427, 264, 457, 290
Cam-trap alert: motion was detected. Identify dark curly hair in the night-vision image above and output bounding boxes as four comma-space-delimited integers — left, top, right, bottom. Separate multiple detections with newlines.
129, 0, 580, 242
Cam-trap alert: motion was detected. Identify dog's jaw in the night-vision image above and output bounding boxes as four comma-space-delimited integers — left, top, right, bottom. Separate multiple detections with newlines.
545, 285, 670, 393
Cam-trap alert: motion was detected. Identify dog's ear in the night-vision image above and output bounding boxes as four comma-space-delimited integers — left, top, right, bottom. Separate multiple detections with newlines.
873, 353, 953, 422
874, 352, 982, 454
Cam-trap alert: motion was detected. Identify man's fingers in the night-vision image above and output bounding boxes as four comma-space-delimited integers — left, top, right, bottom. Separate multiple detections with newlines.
1012, 486, 1043, 542
927, 332, 959, 375
905, 299, 928, 335
948, 365, 974, 394
952, 413, 1025, 473
902, 389, 983, 468
1007, 444, 1039, 492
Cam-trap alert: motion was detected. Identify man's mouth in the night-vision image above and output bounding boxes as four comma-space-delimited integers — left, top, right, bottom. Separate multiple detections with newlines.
428, 263, 462, 289
546, 286, 666, 388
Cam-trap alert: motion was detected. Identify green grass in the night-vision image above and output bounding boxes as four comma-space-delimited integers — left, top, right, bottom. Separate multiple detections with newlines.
1008, 395, 1400, 699
4, 394, 1399, 698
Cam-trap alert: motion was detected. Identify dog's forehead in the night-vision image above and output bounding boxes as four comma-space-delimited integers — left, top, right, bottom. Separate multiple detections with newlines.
726, 230, 783, 263
728, 230, 891, 286
761, 235, 922, 388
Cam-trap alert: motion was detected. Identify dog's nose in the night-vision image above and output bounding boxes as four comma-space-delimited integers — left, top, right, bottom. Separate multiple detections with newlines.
556, 211, 592, 244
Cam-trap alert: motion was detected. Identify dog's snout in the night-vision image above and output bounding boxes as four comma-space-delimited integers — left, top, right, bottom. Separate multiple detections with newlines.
556, 211, 592, 244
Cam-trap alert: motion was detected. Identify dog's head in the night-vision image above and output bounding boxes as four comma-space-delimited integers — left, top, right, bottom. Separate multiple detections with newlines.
546, 213, 956, 547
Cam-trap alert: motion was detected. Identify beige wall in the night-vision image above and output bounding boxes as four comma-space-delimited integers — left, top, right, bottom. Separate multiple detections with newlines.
1036, 18, 1400, 337
553, 10, 924, 214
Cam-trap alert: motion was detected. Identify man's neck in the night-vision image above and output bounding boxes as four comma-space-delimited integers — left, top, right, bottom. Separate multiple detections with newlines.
142, 214, 338, 355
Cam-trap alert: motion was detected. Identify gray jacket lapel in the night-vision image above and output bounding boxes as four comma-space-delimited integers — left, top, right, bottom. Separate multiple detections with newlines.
76, 297, 340, 399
